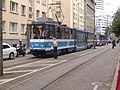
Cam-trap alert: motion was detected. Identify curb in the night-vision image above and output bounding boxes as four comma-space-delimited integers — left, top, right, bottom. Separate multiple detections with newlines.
111, 44, 120, 90
111, 61, 119, 90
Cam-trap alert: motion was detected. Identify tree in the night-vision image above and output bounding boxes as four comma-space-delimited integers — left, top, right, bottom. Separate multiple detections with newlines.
112, 9, 120, 37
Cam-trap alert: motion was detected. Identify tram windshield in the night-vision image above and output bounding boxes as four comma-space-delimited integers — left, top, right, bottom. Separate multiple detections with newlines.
30, 23, 74, 39
31, 25, 50, 39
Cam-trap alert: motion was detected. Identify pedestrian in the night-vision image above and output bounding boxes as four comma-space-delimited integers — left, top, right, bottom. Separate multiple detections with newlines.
53, 38, 58, 59
112, 39, 116, 49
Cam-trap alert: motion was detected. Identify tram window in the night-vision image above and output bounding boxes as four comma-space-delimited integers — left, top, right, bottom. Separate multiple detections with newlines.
76, 32, 79, 42
70, 29, 73, 39
45, 25, 50, 39
81, 34, 86, 42
62, 28, 65, 39
80, 34, 84, 42
85, 34, 87, 41
65, 28, 70, 39
32, 26, 44, 39
45, 30, 49, 39
56, 27, 61, 39
49, 26, 54, 39
33, 27, 40, 39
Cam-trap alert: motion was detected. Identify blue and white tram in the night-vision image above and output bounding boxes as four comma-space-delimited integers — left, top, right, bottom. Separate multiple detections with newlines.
29, 22, 95, 57
30, 22, 75, 57
75, 30, 88, 51
87, 32, 95, 48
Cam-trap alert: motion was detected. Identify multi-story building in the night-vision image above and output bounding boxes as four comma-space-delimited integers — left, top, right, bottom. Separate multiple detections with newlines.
47, 0, 85, 29
2, 0, 95, 46
84, 0, 95, 33
95, 0, 104, 10
95, 0, 113, 40
95, 15, 113, 35
95, 0, 104, 37
2, 0, 48, 45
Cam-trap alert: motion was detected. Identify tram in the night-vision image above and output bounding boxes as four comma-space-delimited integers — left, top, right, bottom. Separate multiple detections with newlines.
29, 22, 95, 57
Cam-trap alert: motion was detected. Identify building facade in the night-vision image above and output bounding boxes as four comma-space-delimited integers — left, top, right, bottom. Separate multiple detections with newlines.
84, 0, 95, 33
47, 0, 85, 29
95, 0, 104, 10
95, 0, 113, 40
2, 0, 95, 46
2, 0, 48, 45
95, 0, 104, 39
95, 15, 113, 35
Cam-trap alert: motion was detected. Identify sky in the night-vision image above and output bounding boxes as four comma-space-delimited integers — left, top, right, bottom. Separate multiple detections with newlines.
96, 0, 120, 16
103, 0, 120, 15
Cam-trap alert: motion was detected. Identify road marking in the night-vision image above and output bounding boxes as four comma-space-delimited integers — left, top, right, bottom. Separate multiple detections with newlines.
80, 47, 110, 57
0, 60, 67, 85
93, 85, 99, 90
0, 79, 11, 82
4, 58, 53, 70
92, 81, 110, 90
4, 70, 34, 73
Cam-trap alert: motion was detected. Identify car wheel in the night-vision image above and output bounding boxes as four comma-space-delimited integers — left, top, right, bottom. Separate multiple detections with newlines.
9, 52, 14, 59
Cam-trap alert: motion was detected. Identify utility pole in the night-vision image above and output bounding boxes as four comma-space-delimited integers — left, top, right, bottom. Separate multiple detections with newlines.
84, 0, 87, 31
0, 0, 3, 76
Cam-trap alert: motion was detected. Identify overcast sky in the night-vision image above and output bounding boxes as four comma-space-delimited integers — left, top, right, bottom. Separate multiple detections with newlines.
103, 0, 120, 15
96, 0, 120, 16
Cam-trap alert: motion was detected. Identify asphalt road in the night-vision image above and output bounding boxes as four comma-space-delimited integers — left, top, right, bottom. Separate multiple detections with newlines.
42, 44, 119, 90
0, 44, 119, 90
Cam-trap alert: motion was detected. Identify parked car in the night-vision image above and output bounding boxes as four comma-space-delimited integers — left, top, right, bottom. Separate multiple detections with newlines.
3, 43, 17, 59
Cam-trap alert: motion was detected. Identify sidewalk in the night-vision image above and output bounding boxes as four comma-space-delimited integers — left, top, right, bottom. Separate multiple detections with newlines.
111, 61, 119, 90
111, 44, 120, 90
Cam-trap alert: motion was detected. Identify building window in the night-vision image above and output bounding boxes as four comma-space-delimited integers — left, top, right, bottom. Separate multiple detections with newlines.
2, 21, 5, 32
29, 0, 33, 7
36, 10, 40, 18
29, 7, 33, 19
41, 0, 46, 5
2, 0, 6, 9
73, 13, 75, 19
10, 22, 18, 33
42, 12, 46, 17
10, 1, 18, 13
21, 24, 26, 34
73, 22, 75, 28
21, 5, 26, 15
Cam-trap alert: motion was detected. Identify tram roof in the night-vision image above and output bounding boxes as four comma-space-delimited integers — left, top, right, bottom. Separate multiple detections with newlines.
76, 29, 88, 34
31, 22, 95, 34
32, 22, 46, 25
76, 29, 95, 34
31, 21, 72, 28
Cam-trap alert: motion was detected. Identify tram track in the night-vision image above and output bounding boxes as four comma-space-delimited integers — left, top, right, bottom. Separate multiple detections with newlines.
1, 45, 109, 90
41, 46, 111, 90
1, 45, 111, 90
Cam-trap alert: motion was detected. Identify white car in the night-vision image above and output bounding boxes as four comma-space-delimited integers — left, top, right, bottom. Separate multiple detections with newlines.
3, 43, 17, 59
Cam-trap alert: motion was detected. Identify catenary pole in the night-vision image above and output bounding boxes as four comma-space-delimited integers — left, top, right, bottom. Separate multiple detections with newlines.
0, 0, 3, 76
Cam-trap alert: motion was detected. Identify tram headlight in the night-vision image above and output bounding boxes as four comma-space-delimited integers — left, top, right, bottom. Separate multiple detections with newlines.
30, 45, 34, 49
40, 45, 46, 49
40, 45, 43, 48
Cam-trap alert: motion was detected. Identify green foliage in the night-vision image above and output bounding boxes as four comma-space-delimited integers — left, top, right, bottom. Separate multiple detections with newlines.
112, 9, 120, 37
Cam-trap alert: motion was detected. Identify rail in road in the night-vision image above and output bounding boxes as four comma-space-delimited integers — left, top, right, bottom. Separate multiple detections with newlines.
0, 45, 112, 90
